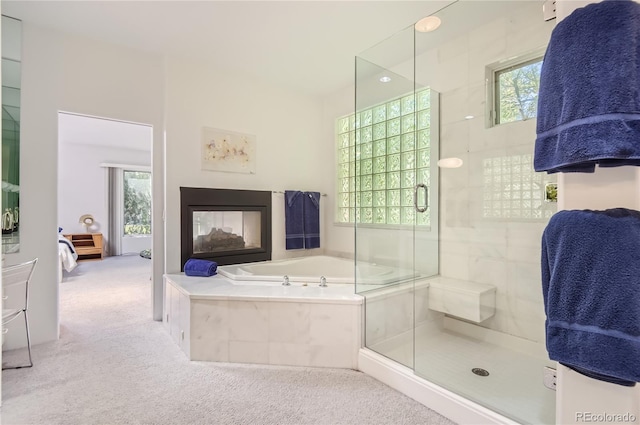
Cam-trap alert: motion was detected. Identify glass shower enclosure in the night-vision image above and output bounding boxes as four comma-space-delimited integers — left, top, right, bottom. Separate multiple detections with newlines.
353, 2, 558, 424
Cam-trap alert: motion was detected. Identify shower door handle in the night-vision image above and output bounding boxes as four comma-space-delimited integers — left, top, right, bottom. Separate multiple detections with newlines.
414, 183, 428, 213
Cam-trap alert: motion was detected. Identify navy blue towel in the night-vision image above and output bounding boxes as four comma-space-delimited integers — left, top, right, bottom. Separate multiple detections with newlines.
285, 190, 304, 250
303, 192, 320, 249
184, 258, 217, 277
534, 0, 640, 174
541, 209, 640, 385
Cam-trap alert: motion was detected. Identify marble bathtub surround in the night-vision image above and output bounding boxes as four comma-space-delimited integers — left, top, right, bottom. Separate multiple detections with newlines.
164, 274, 362, 369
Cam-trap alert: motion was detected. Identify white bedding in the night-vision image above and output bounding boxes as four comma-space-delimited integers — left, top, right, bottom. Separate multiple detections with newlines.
58, 234, 78, 273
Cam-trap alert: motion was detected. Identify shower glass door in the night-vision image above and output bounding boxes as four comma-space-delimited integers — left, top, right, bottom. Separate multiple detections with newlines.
354, 24, 440, 369
355, 2, 557, 424
413, 2, 557, 424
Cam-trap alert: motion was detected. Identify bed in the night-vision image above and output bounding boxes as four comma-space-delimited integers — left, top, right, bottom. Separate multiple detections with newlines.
58, 233, 78, 277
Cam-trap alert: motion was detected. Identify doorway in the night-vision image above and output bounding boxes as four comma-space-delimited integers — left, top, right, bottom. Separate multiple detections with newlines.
57, 111, 153, 295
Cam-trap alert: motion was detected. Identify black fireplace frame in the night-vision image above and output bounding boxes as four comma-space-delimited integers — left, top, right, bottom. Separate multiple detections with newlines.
180, 187, 272, 269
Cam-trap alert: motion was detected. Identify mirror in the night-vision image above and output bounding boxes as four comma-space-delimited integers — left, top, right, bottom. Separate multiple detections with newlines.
2, 15, 22, 254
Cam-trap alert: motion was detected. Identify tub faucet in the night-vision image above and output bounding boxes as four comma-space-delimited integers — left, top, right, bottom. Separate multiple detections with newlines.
319, 276, 328, 287
282, 275, 290, 286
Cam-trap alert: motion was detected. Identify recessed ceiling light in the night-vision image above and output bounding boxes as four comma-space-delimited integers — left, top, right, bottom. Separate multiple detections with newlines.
379, 76, 392, 83
464, 115, 475, 120
415, 16, 441, 33
437, 157, 464, 168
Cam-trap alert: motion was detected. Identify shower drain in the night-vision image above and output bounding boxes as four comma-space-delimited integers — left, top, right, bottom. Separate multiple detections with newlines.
471, 368, 490, 377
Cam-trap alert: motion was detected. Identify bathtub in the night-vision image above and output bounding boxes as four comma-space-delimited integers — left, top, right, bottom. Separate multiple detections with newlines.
164, 256, 364, 368
217, 255, 417, 285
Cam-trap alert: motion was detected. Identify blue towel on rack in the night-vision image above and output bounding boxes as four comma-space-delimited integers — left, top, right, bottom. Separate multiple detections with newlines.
541, 209, 640, 385
534, 0, 640, 174
285, 190, 304, 250
184, 258, 218, 277
303, 191, 321, 249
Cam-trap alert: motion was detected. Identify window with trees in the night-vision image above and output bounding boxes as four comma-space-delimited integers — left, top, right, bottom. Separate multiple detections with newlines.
123, 170, 151, 235
489, 55, 543, 126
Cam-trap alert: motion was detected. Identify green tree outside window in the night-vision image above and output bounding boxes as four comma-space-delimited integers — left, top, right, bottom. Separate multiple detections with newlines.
124, 171, 151, 235
496, 59, 542, 125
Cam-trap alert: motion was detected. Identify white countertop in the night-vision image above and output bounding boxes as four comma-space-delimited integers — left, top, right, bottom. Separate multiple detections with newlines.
164, 273, 364, 305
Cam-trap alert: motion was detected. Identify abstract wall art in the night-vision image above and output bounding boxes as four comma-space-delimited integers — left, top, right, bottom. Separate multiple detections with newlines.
202, 127, 256, 174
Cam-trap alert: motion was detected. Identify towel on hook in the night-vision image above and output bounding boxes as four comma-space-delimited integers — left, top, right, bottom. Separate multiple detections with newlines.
184, 258, 218, 277
534, 0, 640, 173
303, 192, 321, 249
285, 190, 304, 250
541, 208, 640, 386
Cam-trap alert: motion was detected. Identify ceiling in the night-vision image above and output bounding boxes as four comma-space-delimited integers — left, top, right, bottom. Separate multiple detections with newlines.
3, 1, 543, 151
2, 0, 455, 98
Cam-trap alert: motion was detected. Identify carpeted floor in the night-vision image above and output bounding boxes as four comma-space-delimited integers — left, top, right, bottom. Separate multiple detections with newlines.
1, 255, 456, 425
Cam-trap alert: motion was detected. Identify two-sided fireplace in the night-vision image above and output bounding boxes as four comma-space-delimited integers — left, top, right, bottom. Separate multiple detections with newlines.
180, 187, 272, 269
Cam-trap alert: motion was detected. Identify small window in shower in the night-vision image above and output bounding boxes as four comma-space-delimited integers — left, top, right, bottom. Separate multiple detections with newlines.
487, 50, 544, 127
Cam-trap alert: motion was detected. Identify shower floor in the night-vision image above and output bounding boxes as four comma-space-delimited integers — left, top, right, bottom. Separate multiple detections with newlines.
370, 325, 556, 425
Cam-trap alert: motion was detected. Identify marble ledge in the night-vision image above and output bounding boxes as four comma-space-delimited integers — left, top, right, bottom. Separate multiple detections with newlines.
165, 273, 364, 305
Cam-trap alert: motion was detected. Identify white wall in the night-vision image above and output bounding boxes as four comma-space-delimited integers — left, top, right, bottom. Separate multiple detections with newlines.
3, 23, 164, 348
164, 57, 332, 273
322, 87, 355, 258
57, 143, 150, 247
7, 18, 339, 348
122, 236, 151, 255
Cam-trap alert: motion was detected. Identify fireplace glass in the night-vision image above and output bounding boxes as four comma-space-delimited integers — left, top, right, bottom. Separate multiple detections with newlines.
193, 210, 261, 253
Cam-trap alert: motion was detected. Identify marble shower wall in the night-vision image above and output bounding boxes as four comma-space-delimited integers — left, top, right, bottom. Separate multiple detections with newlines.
422, 3, 557, 343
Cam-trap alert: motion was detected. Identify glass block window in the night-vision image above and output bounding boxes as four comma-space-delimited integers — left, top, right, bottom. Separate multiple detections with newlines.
482, 154, 554, 220
494, 57, 542, 125
336, 89, 432, 227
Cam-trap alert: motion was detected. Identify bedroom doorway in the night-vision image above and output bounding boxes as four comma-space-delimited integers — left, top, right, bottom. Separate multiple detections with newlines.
57, 111, 153, 278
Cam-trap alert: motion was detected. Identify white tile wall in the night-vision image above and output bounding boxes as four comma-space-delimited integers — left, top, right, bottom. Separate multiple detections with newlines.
190, 300, 229, 361
268, 302, 311, 344
440, 121, 470, 156
164, 279, 361, 369
506, 11, 553, 56
384, 291, 415, 338
229, 341, 269, 364
468, 123, 508, 153
441, 197, 469, 229
440, 88, 473, 127
364, 295, 387, 346
269, 342, 311, 367
434, 3, 556, 345
415, 286, 432, 325
468, 20, 507, 82
228, 301, 270, 342
363, 282, 437, 358
439, 251, 470, 282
